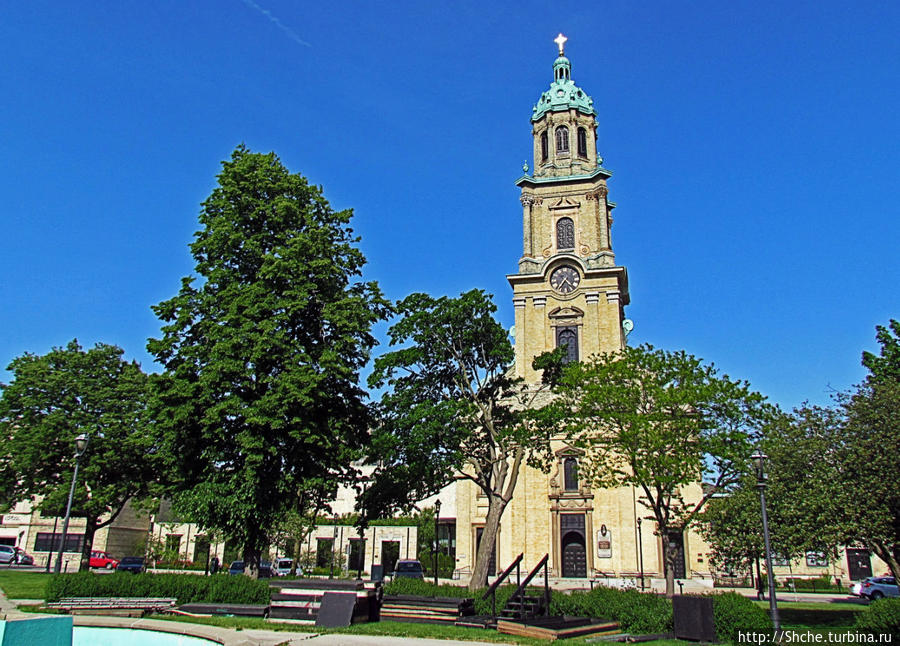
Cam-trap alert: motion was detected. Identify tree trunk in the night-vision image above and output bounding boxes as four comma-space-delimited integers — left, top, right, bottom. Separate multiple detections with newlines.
243, 529, 262, 579
868, 539, 900, 592
79, 517, 98, 572
290, 534, 302, 576
467, 494, 507, 591
661, 531, 676, 597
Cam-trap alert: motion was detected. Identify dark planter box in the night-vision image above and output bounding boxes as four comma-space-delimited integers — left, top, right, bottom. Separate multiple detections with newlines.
673, 595, 717, 642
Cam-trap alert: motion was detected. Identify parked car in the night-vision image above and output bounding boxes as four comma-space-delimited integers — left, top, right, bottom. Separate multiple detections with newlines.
274, 558, 297, 577
393, 559, 424, 580
860, 576, 899, 600
0, 546, 17, 565
228, 560, 275, 577
258, 561, 274, 578
115, 556, 146, 574
90, 551, 119, 569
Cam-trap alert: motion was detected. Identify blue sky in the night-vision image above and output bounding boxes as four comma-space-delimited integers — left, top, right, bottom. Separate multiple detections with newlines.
2, 1, 898, 411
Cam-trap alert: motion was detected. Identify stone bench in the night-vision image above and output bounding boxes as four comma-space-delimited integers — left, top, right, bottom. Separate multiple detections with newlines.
47, 597, 177, 616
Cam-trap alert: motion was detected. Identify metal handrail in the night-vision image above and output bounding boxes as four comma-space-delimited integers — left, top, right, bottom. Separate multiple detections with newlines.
481, 552, 524, 600
507, 553, 550, 621
481, 552, 524, 620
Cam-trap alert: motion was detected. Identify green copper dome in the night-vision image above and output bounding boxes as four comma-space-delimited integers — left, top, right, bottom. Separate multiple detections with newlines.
531, 53, 596, 122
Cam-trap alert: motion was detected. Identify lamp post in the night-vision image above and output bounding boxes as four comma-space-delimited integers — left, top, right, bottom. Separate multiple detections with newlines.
752, 449, 781, 633
433, 499, 442, 586
54, 433, 89, 574
357, 475, 369, 580
330, 517, 338, 579
637, 517, 645, 591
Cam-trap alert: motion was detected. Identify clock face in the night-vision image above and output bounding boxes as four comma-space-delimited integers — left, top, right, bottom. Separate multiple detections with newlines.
550, 265, 580, 294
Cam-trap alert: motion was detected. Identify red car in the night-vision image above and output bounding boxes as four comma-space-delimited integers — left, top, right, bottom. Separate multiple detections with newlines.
89, 551, 119, 569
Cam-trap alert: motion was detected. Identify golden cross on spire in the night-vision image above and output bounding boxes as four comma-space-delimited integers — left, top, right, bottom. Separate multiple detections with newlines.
554, 33, 567, 56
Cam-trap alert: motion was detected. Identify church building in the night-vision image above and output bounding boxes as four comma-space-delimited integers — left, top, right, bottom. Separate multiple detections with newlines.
454, 35, 707, 583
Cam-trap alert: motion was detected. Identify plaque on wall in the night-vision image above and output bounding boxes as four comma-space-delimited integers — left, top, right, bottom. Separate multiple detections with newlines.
597, 525, 612, 558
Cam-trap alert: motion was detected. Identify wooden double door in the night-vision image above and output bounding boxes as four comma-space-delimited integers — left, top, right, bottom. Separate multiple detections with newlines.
561, 513, 587, 578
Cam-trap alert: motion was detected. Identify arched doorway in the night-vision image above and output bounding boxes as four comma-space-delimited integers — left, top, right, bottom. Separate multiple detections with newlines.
561, 531, 587, 578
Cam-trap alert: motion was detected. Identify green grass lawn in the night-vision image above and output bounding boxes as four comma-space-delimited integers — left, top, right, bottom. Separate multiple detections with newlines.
750, 600, 867, 640
0, 571, 51, 599
753, 600, 864, 628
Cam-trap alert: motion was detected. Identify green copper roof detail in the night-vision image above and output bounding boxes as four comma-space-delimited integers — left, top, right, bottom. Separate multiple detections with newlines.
532, 47, 596, 121
515, 166, 612, 187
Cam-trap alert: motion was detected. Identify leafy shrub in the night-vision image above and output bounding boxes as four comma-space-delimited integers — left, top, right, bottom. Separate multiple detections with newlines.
154, 559, 206, 571
45, 572, 270, 605
418, 553, 455, 578
855, 598, 900, 637
383, 577, 472, 599
712, 592, 772, 642
779, 575, 841, 592
557, 586, 673, 634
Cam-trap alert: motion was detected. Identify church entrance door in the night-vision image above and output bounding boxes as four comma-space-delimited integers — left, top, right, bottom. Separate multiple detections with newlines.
381, 541, 400, 574
667, 531, 686, 579
560, 513, 587, 578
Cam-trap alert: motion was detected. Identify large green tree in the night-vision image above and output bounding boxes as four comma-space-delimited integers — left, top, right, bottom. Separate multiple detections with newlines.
698, 321, 900, 589
698, 405, 846, 576
548, 344, 774, 596
365, 290, 555, 590
862, 319, 900, 384
842, 319, 900, 584
148, 145, 387, 576
0, 340, 155, 571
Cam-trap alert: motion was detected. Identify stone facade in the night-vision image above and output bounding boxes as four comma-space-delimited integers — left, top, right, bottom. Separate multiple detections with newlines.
0, 498, 149, 571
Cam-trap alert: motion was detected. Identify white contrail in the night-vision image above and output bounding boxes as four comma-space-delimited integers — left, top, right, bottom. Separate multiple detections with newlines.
239, 0, 311, 47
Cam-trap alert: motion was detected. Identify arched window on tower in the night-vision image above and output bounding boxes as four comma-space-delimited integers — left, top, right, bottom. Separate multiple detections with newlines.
577, 128, 587, 157
557, 327, 578, 364
557, 217, 574, 250
563, 457, 579, 491
541, 132, 548, 162
556, 126, 569, 153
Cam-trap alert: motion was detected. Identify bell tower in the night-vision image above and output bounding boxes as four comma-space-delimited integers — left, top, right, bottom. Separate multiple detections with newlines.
510, 35, 629, 383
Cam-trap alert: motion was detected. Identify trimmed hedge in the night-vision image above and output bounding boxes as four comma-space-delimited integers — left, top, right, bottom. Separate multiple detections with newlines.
383, 577, 471, 598
711, 592, 772, 643
552, 587, 672, 634
855, 598, 900, 637
779, 575, 842, 593
45, 572, 270, 605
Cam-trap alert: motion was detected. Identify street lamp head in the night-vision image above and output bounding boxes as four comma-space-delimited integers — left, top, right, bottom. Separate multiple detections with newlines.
751, 448, 768, 482
74, 433, 89, 457
434, 499, 441, 516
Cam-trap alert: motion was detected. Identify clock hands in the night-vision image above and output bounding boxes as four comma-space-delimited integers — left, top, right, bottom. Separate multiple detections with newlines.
550, 266, 580, 293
